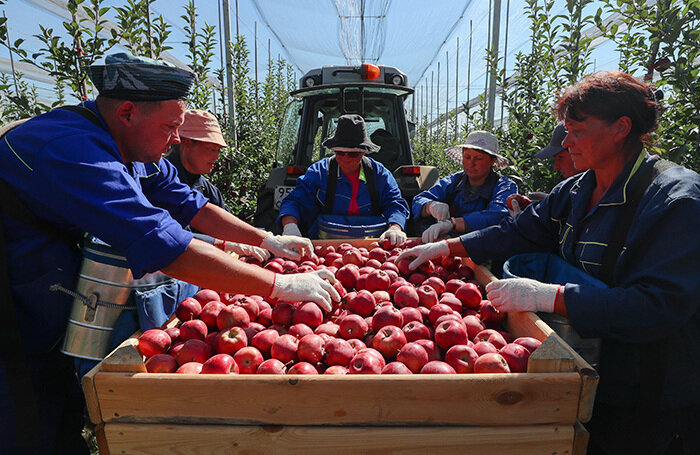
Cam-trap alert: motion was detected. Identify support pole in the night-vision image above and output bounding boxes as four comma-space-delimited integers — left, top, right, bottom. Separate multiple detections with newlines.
455, 37, 459, 140
487, 0, 502, 125
467, 20, 472, 130
436, 62, 440, 138
445, 51, 449, 142
218, 0, 225, 115
222, 0, 236, 147
254, 21, 258, 110
2, 11, 19, 98
145, 0, 153, 58
500, 0, 510, 126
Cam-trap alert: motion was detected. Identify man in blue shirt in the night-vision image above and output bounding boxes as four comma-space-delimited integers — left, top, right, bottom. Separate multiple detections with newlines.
0, 53, 338, 455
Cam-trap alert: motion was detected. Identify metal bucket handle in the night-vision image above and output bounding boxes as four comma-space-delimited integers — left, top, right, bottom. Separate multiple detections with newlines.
50, 283, 136, 322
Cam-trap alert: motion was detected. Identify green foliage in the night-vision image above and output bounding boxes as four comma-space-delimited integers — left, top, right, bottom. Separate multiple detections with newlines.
207, 36, 295, 220
595, 0, 700, 170
0, 72, 50, 122
113, 0, 172, 58
181, 1, 216, 109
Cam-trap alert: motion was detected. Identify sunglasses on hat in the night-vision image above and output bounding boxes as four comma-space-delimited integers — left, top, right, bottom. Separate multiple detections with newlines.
335, 150, 364, 157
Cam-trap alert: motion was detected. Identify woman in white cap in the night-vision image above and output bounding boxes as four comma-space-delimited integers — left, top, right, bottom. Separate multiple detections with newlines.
412, 130, 517, 243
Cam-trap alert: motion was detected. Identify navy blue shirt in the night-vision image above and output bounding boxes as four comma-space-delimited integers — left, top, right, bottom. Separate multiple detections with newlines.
412, 170, 517, 231
460, 152, 700, 409
0, 102, 208, 353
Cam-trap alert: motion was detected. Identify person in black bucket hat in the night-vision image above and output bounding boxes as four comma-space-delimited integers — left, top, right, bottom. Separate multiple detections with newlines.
278, 114, 410, 244
0, 52, 340, 455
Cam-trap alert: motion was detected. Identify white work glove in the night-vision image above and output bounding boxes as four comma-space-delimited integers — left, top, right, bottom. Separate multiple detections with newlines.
427, 201, 450, 221
282, 222, 302, 237
379, 225, 407, 247
422, 220, 453, 243
485, 278, 562, 313
396, 240, 450, 271
224, 242, 271, 262
260, 232, 312, 261
270, 269, 340, 312
508, 199, 522, 217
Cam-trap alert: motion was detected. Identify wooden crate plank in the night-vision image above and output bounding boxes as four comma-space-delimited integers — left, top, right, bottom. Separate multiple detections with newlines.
572, 421, 590, 455
104, 422, 575, 455
100, 337, 146, 373
82, 359, 105, 425
94, 423, 111, 455
527, 336, 576, 373
94, 372, 581, 426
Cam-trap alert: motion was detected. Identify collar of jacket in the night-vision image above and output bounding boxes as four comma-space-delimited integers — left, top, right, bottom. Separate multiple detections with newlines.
165, 150, 200, 186
569, 151, 649, 208
456, 169, 499, 202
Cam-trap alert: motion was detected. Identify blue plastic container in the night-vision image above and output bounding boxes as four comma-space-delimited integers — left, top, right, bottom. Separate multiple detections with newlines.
317, 214, 387, 239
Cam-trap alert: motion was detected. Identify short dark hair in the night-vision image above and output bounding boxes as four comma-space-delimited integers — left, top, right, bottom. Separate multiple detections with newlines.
555, 71, 662, 148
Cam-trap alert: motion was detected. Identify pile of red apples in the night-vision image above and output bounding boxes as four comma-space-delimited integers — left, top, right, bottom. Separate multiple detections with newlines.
138, 240, 542, 375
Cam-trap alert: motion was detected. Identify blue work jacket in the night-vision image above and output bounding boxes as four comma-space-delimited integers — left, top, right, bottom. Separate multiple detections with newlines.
460, 152, 700, 409
0, 102, 208, 353
412, 170, 517, 231
277, 157, 409, 237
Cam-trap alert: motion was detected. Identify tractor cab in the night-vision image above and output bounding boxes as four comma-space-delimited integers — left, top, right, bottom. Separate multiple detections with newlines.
254, 63, 438, 235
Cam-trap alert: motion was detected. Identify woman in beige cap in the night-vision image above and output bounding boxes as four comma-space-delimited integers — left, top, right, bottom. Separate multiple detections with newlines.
166, 109, 269, 262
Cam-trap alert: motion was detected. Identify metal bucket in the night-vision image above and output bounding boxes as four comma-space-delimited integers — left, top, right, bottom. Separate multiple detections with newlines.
60, 237, 172, 360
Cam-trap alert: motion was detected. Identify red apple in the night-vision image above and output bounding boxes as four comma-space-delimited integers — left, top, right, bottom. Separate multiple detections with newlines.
250, 329, 279, 358
396, 342, 429, 373
233, 346, 265, 374
463, 315, 487, 340
314, 321, 340, 337
416, 284, 438, 309
372, 325, 407, 359
380, 261, 400, 274
347, 290, 376, 317
256, 308, 272, 326
506, 193, 532, 212
264, 261, 285, 273
513, 337, 543, 354
365, 269, 391, 292
474, 353, 511, 373
288, 323, 314, 339
368, 247, 390, 263
427, 303, 454, 326
193, 288, 220, 305
342, 249, 364, 267
348, 351, 383, 374
434, 319, 469, 350
293, 302, 323, 328
393, 285, 419, 308
138, 329, 171, 358
201, 353, 237, 374
371, 305, 404, 332
179, 319, 208, 341
287, 362, 319, 375
473, 341, 499, 356
399, 307, 423, 325
445, 279, 467, 294
324, 365, 349, 375
216, 326, 248, 355
402, 321, 431, 342
382, 362, 413, 374
199, 300, 226, 330
438, 293, 462, 313
163, 327, 181, 344
216, 304, 251, 330
175, 297, 202, 322
408, 272, 427, 286
414, 339, 441, 361
176, 361, 203, 374
420, 360, 456, 374
423, 277, 446, 295
396, 257, 414, 276
364, 258, 382, 269
444, 345, 479, 373
324, 338, 355, 367
174, 339, 211, 365
297, 334, 326, 364
338, 314, 369, 340
499, 343, 531, 373
256, 358, 287, 374
441, 256, 461, 271
346, 338, 366, 353
145, 353, 178, 373
270, 334, 299, 364
480, 300, 506, 326
271, 301, 296, 327
455, 283, 482, 309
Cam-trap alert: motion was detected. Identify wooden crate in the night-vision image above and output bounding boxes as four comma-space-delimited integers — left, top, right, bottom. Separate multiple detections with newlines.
82, 239, 598, 455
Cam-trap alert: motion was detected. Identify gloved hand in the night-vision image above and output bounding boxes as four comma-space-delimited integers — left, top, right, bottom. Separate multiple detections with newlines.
260, 232, 312, 261
485, 278, 562, 313
270, 269, 340, 312
224, 242, 271, 262
379, 224, 407, 247
396, 240, 450, 271
508, 198, 522, 217
427, 201, 450, 221
422, 220, 453, 243
282, 222, 302, 237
